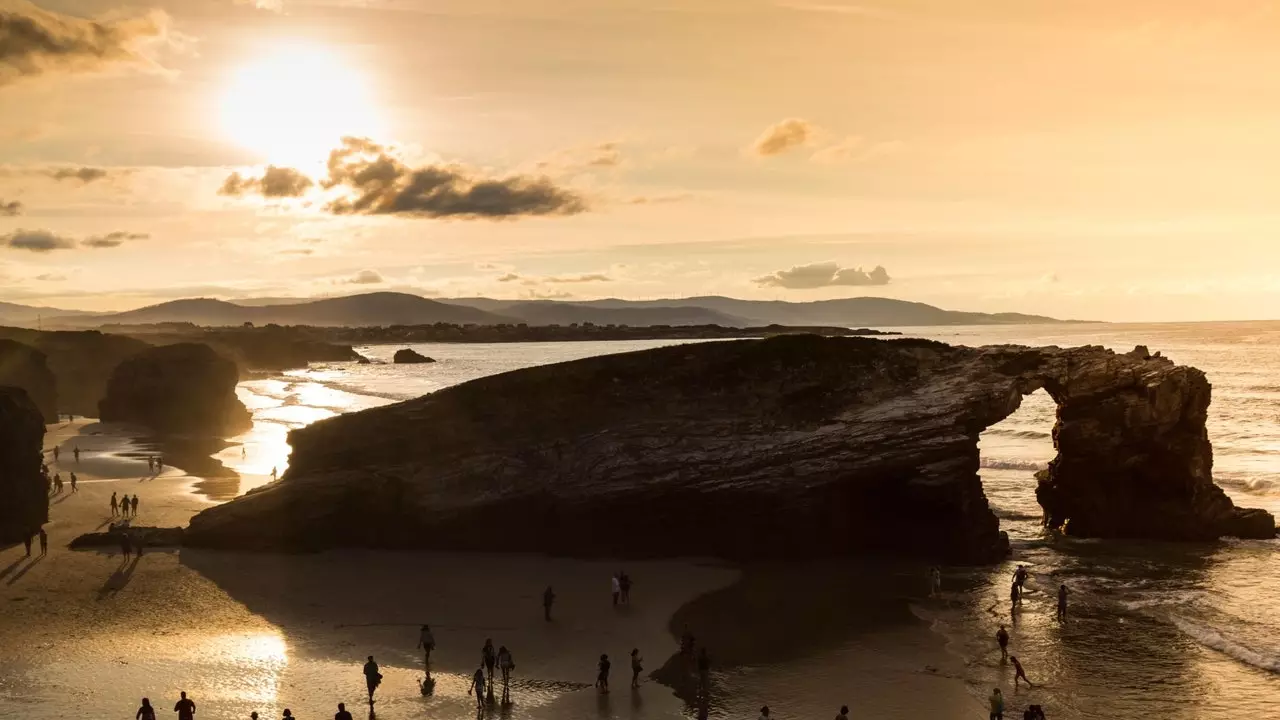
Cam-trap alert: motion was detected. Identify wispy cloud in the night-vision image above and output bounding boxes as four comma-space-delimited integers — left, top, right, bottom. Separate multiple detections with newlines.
754, 261, 890, 289
750, 118, 816, 157
1, 228, 145, 252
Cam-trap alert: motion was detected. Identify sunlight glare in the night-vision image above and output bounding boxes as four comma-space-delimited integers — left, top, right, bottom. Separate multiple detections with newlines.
221, 41, 384, 170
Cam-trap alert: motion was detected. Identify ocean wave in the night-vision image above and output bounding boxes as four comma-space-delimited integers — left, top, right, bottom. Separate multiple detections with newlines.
993, 509, 1043, 521
983, 428, 1052, 440
980, 458, 1049, 471
1214, 474, 1279, 495
1171, 616, 1280, 673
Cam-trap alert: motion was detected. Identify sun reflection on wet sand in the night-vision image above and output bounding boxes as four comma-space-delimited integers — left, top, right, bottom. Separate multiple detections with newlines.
199, 632, 288, 705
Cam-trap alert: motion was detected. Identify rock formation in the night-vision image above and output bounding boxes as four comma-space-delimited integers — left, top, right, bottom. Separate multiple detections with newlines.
0, 387, 48, 544
184, 336, 1274, 560
99, 343, 252, 436
70, 526, 184, 549
392, 348, 435, 364
0, 340, 57, 422
0, 328, 149, 417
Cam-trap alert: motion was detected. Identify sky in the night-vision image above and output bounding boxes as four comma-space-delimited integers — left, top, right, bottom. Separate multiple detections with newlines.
4, 0, 1280, 320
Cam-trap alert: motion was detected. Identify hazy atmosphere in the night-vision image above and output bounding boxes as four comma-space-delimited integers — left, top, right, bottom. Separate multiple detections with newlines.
5, 0, 1280, 320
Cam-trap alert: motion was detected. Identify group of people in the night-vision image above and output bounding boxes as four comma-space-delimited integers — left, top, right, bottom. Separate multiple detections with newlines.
146, 455, 165, 473
46, 470, 78, 494
20, 527, 48, 557
466, 640, 518, 709
988, 688, 1048, 720
50, 443, 81, 464
110, 491, 141, 518
610, 570, 633, 606
1009, 564, 1070, 620
134, 691, 195, 720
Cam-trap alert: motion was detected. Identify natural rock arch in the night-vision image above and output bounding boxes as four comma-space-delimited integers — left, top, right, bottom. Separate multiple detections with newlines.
185, 336, 1274, 560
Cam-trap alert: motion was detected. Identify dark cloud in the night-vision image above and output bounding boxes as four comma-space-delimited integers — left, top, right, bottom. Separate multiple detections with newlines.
2, 229, 76, 252
47, 166, 108, 183
343, 269, 384, 285
0, 199, 21, 216
219, 165, 314, 198
751, 118, 815, 157
0, 2, 170, 86
82, 231, 148, 248
323, 137, 587, 219
754, 262, 890, 289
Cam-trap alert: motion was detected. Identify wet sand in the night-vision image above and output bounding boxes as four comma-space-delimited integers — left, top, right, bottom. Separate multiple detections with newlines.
0, 420, 982, 719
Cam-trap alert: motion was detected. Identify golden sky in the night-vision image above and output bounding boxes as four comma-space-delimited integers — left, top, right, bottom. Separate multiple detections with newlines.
3, 0, 1280, 320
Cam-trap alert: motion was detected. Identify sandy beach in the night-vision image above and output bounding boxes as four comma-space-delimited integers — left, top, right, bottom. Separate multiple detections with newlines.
0, 419, 983, 719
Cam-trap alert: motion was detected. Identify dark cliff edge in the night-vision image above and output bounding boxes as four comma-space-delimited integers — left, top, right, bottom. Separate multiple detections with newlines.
0, 328, 147, 417
0, 339, 57, 422
185, 336, 1274, 562
0, 387, 47, 543
99, 343, 252, 436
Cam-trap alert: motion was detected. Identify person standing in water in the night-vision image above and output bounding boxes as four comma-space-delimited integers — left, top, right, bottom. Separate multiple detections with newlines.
468, 666, 487, 710
1013, 565, 1029, 590
1010, 580, 1021, 610
482, 638, 497, 684
1057, 584, 1069, 620
135, 697, 156, 720
1010, 656, 1032, 688
629, 648, 643, 688
596, 653, 611, 693
989, 688, 1004, 720
173, 691, 196, 720
543, 585, 556, 621
996, 624, 1010, 661
363, 655, 382, 703
417, 624, 435, 667
930, 566, 942, 597
497, 645, 514, 703
147, 456, 154, 473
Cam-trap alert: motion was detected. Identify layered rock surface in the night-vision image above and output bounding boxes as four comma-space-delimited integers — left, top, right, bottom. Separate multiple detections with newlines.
99, 343, 252, 436
0, 387, 48, 543
185, 336, 1274, 560
0, 340, 57, 422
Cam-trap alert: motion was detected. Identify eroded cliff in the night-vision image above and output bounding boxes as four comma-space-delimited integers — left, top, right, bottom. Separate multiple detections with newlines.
0, 387, 47, 543
99, 343, 252, 436
0, 340, 57, 422
184, 336, 1274, 560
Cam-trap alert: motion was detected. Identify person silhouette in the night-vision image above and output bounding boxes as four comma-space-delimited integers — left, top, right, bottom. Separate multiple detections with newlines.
173, 691, 196, 720
468, 666, 486, 710
417, 624, 435, 667
73, 445, 80, 462
363, 655, 382, 703
110, 492, 118, 516
596, 653, 611, 693
335, 702, 353, 720
482, 639, 496, 683
543, 585, 555, 621
38, 527, 47, 556
131, 495, 139, 517
498, 645, 515, 703
630, 648, 643, 688
70, 472, 77, 492
135, 697, 156, 720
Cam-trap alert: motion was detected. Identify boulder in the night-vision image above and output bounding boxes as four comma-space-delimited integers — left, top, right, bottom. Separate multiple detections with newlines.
69, 526, 184, 549
393, 348, 435, 364
0, 387, 47, 544
0, 339, 57, 422
98, 343, 252, 436
184, 336, 1274, 560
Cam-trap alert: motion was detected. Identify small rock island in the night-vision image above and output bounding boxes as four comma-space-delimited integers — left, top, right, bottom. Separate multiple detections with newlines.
392, 348, 436, 364
185, 336, 1274, 561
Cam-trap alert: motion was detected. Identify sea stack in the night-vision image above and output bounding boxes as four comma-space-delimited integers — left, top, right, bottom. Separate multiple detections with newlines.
392, 348, 435, 364
98, 342, 252, 436
185, 336, 1275, 559
0, 387, 48, 544
0, 339, 57, 423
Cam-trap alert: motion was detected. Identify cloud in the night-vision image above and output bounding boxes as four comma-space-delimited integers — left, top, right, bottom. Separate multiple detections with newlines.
219, 165, 314, 198
810, 136, 865, 164
35, 273, 65, 281
754, 262, 891, 289
751, 118, 816, 157
2, 229, 75, 252
0, 2, 173, 86
82, 231, 148, 248
497, 272, 611, 286
343, 269, 384, 285
323, 137, 587, 219
47, 166, 108, 183
0, 199, 20, 216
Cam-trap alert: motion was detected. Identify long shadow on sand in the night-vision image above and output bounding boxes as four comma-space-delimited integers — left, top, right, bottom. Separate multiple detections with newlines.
0, 555, 28, 581
6, 555, 45, 586
97, 555, 141, 599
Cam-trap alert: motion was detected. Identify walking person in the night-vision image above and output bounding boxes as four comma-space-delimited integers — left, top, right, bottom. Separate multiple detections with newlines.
611, 574, 621, 607
482, 638, 497, 685
930, 566, 942, 597
417, 624, 435, 668
468, 666, 487, 711
543, 585, 555, 621
630, 648, 643, 688
73, 445, 80, 463
1010, 580, 1021, 610
1057, 583, 1069, 621
53, 445, 60, 462
131, 494, 139, 517
70, 472, 77, 492
596, 653, 611, 693
136, 698, 156, 720
363, 655, 382, 704
174, 691, 196, 720
148, 456, 154, 473
989, 688, 1005, 720
996, 624, 1010, 661
498, 645, 514, 703
1011, 656, 1033, 688
38, 527, 47, 556
110, 492, 119, 517
120, 494, 131, 518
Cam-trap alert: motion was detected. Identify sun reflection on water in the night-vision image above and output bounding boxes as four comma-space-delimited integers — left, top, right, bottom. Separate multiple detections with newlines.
200, 632, 288, 705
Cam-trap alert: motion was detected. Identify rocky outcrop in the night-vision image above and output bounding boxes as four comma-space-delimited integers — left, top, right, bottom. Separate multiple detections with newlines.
184, 336, 1274, 561
392, 348, 435, 364
0, 328, 150, 417
0, 387, 47, 544
0, 340, 57, 422
69, 526, 184, 549
99, 343, 252, 436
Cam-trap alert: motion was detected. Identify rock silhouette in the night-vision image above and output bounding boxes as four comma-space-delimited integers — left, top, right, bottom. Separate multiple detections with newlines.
99, 343, 252, 436
0, 387, 47, 544
184, 336, 1274, 559
0, 340, 57, 422
392, 348, 435, 364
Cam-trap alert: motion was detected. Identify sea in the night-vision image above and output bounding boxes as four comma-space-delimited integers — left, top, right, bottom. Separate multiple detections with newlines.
220, 323, 1280, 720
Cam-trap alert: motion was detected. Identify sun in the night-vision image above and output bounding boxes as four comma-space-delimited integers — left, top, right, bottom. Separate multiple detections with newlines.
221, 41, 385, 170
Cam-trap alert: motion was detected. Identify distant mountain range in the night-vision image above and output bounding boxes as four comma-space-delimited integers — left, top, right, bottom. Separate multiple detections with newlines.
2, 292, 1069, 330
